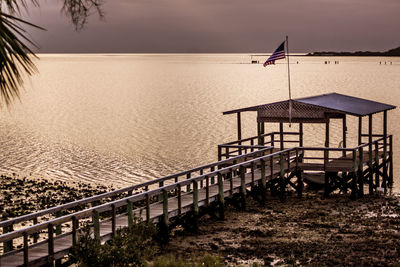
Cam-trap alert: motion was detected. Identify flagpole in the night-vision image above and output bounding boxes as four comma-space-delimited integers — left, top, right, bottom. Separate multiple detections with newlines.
286, 35, 291, 100
286, 36, 292, 126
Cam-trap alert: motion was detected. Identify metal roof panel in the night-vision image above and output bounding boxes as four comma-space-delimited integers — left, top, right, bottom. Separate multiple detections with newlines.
295, 93, 396, 116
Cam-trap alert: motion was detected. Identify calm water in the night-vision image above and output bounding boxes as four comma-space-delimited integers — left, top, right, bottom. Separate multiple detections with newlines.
0, 54, 399, 191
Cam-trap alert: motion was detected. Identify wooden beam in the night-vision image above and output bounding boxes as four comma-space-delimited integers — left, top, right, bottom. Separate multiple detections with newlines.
368, 114, 373, 194
342, 115, 347, 157
358, 147, 364, 196
358, 116, 362, 145
237, 112, 242, 141
258, 117, 328, 123
325, 118, 330, 148
299, 123, 303, 147
279, 122, 284, 150
383, 110, 388, 192
325, 118, 330, 168
257, 122, 262, 145
261, 122, 265, 145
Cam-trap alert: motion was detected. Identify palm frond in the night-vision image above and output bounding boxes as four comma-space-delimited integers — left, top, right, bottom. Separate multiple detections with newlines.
61, 0, 104, 31
0, 11, 43, 106
2, 0, 39, 15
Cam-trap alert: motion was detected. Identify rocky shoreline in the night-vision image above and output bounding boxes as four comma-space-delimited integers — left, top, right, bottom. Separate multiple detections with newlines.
0, 175, 114, 222
1, 176, 399, 266
166, 193, 400, 266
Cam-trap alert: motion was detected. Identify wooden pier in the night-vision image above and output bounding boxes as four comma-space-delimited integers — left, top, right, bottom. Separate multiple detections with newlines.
0, 93, 396, 266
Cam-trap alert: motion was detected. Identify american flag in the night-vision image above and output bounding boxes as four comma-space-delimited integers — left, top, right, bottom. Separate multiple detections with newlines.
263, 41, 286, 67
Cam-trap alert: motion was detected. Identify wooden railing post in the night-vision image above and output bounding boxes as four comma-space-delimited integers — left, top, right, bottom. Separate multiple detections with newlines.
218, 145, 222, 161
250, 162, 255, 188
210, 166, 215, 184
240, 166, 246, 209
358, 147, 364, 196
271, 133, 275, 147
229, 169, 234, 196
177, 184, 182, 215
55, 211, 62, 236
127, 200, 134, 228
48, 223, 54, 263
158, 189, 169, 242
270, 151, 274, 179
72, 216, 79, 246
192, 180, 199, 232
186, 173, 191, 192
33, 218, 39, 244
162, 189, 168, 229
279, 123, 284, 150
205, 176, 210, 206
23, 231, 29, 266
200, 169, 204, 188
389, 135, 393, 189
3, 222, 13, 253
260, 159, 266, 201
374, 141, 380, 191
351, 149, 358, 200
92, 210, 100, 241
158, 181, 164, 202
368, 114, 373, 195
145, 193, 150, 222
296, 148, 303, 198
250, 139, 254, 152
218, 173, 225, 219
111, 204, 116, 238
279, 153, 286, 201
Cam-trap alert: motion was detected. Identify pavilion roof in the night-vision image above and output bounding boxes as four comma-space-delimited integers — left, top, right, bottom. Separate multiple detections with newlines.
222, 93, 396, 119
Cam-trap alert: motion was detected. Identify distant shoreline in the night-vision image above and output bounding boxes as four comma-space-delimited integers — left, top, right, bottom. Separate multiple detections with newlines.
307, 46, 400, 57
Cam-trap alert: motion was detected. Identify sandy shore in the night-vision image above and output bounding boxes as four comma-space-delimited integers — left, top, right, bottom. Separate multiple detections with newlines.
165, 192, 400, 266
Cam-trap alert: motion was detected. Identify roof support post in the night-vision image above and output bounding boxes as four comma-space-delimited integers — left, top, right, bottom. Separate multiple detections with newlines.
237, 112, 242, 142
368, 114, 373, 194
383, 110, 388, 192
257, 122, 262, 145
261, 122, 265, 145
358, 116, 362, 145
299, 123, 303, 147
237, 112, 242, 155
325, 118, 330, 168
342, 115, 347, 157
279, 122, 284, 150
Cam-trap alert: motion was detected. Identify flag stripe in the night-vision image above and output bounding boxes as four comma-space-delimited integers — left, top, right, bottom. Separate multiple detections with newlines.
264, 41, 285, 67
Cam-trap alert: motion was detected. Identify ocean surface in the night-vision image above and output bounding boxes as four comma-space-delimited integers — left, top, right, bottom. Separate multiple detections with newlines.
0, 54, 399, 192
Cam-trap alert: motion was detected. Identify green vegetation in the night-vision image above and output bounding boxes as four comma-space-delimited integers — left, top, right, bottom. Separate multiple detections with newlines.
69, 218, 158, 267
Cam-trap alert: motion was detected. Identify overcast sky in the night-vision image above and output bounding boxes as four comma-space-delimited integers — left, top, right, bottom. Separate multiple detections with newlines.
23, 0, 400, 53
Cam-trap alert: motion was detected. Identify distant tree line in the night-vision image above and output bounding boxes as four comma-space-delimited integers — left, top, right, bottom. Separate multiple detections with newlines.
307, 46, 400, 57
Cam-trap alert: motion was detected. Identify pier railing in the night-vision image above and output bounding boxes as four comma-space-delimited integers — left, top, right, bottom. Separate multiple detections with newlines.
0, 146, 273, 254
218, 132, 300, 159
0, 134, 393, 266
0, 146, 289, 265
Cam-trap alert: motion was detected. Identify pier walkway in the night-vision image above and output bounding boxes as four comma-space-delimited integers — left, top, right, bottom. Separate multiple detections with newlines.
0, 132, 393, 267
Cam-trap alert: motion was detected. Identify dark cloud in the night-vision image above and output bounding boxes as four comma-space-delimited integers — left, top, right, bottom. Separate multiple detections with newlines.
23, 0, 400, 52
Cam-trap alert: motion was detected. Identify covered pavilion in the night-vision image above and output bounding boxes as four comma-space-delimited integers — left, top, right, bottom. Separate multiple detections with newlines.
220, 93, 396, 197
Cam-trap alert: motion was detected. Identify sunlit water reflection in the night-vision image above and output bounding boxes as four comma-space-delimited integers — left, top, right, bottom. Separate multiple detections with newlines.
0, 54, 399, 191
